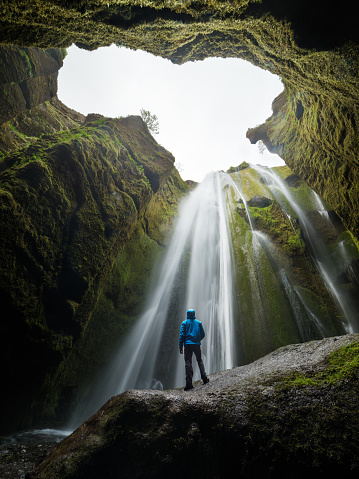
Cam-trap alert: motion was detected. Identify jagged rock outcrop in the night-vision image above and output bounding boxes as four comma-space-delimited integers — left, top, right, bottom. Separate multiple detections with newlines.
0, 96, 85, 153
32, 334, 359, 479
247, 84, 359, 240
247, 194, 272, 208
0, 59, 188, 431
0, 45, 84, 154
2, 1, 359, 242
0, 46, 65, 125
2, 0, 359, 444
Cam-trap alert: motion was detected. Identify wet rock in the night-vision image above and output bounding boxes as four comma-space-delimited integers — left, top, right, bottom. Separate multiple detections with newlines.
33, 334, 359, 479
227, 162, 249, 174
247, 194, 272, 208
285, 173, 302, 188
0, 46, 64, 125
0, 442, 57, 479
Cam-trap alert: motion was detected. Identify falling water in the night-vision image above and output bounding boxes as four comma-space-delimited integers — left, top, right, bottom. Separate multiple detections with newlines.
173, 172, 235, 384
72, 171, 235, 426
311, 190, 334, 226
223, 171, 333, 355
70, 164, 359, 429
251, 165, 359, 334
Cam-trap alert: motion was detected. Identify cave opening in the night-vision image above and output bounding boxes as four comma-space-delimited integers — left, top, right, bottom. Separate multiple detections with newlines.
58, 44, 285, 182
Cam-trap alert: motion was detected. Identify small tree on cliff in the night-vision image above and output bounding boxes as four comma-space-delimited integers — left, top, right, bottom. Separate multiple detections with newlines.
140, 108, 159, 134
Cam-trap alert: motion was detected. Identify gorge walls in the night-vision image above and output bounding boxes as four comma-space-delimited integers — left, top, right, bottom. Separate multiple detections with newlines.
2, 0, 359, 433
1, 1, 359, 239
0, 45, 188, 432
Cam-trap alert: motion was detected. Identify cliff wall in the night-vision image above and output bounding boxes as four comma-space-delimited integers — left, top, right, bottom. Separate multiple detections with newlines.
2, 0, 359, 435
2, 0, 358, 241
227, 164, 359, 363
0, 45, 188, 432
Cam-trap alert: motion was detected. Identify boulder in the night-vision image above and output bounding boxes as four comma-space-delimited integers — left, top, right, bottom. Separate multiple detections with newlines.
247, 194, 272, 208
33, 334, 359, 479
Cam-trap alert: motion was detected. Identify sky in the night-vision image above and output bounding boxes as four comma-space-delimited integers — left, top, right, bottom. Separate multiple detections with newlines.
58, 44, 284, 183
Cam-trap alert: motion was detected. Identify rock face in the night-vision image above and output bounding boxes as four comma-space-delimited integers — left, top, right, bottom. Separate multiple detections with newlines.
226, 164, 359, 365
2, 0, 359, 444
247, 194, 272, 208
0, 46, 65, 125
247, 84, 359, 240
0, 44, 188, 433
33, 334, 359, 478
1, 1, 359, 240
0, 113, 187, 432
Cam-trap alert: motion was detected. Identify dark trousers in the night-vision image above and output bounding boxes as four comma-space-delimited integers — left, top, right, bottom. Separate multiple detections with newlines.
184, 344, 207, 385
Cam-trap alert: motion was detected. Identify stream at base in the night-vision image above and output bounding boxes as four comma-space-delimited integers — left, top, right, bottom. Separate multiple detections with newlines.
0, 429, 72, 478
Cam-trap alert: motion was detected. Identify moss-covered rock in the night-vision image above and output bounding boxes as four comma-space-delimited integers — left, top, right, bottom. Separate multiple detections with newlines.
32, 334, 359, 479
0, 45, 65, 124
226, 165, 359, 363
0, 109, 187, 432
2, 0, 359, 244
0, 97, 85, 154
38, 167, 188, 428
247, 82, 359, 240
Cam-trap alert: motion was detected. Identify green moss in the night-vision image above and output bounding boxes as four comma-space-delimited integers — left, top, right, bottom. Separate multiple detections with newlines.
225, 165, 351, 363
280, 342, 359, 389
227, 161, 249, 174
19, 47, 34, 77
0, 110, 187, 431
0, 1, 358, 247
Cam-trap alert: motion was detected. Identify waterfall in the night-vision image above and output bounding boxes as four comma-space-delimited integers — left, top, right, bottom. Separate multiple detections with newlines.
70, 164, 359, 429
251, 165, 359, 334
173, 172, 235, 384
223, 173, 332, 353
311, 190, 333, 226
71, 171, 235, 426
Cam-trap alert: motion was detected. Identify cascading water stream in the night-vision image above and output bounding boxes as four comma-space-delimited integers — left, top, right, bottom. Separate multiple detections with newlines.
71, 171, 236, 427
253, 230, 326, 339
69, 164, 359, 430
224, 174, 286, 340
251, 165, 359, 334
225, 170, 328, 343
311, 190, 333, 226
173, 173, 235, 384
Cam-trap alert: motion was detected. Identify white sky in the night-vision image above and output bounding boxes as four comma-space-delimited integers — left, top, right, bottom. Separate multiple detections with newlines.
58, 44, 284, 182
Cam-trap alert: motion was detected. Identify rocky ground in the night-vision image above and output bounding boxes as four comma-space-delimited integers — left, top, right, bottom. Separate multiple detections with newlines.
29, 333, 359, 478
0, 441, 56, 479
0, 431, 70, 479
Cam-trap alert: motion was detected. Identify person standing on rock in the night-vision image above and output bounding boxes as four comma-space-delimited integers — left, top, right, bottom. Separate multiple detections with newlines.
179, 309, 209, 391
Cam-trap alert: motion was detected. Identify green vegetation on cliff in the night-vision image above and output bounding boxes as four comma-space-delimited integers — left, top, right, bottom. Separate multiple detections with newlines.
0, 107, 187, 431
225, 164, 359, 363
2, 0, 358, 245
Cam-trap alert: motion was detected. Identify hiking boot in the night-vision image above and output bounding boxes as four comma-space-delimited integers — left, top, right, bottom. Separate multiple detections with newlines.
202, 376, 209, 385
184, 384, 194, 391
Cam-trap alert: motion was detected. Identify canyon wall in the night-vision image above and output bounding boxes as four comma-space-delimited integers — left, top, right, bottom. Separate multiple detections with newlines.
2, 0, 359, 433
0, 45, 188, 432
2, 1, 358, 237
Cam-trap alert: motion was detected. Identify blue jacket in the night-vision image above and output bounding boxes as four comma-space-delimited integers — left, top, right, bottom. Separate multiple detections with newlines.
179, 318, 205, 349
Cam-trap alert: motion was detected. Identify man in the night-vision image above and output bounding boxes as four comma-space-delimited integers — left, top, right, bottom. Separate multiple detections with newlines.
179, 309, 209, 391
